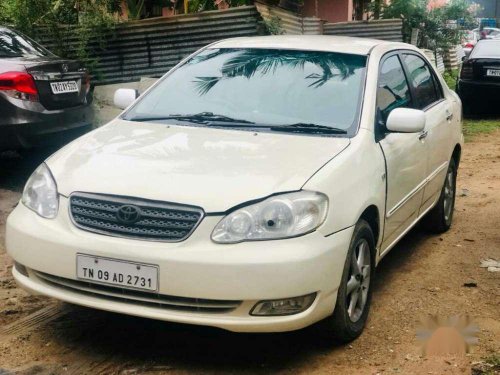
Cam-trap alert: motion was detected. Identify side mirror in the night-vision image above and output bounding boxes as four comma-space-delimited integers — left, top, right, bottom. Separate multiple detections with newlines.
113, 88, 139, 110
386, 108, 426, 133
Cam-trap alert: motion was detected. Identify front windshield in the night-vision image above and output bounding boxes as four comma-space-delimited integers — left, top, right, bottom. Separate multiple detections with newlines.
123, 48, 368, 135
0, 29, 54, 58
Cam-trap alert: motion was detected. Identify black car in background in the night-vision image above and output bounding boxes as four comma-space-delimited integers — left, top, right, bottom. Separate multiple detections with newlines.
457, 39, 500, 116
0, 27, 94, 151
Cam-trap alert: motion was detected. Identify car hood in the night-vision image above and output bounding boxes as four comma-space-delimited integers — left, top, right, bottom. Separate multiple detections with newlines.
47, 120, 350, 212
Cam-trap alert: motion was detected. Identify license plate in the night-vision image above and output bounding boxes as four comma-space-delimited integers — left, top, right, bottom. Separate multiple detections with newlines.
486, 69, 500, 77
50, 80, 79, 94
76, 254, 159, 292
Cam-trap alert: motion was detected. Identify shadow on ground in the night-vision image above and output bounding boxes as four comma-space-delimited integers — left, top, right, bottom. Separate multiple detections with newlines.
0, 148, 58, 192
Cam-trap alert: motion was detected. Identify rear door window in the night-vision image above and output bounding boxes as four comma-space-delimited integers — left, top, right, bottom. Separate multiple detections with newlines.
377, 55, 412, 123
402, 54, 442, 110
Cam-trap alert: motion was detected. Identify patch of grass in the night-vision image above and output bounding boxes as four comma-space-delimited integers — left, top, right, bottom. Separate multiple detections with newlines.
443, 69, 459, 90
463, 119, 500, 141
485, 354, 500, 366
471, 354, 500, 375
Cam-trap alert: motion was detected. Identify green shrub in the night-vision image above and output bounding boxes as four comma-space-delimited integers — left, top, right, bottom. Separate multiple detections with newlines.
443, 69, 459, 90
376, 0, 479, 53
0, 0, 121, 76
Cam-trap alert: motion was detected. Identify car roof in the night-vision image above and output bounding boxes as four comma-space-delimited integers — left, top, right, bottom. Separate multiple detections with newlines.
0, 26, 17, 34
473, 27, 500, 32
210, 35, 400, 55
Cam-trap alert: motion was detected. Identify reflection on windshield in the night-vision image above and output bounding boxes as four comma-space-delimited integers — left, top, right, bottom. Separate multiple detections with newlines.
0, 30, 52, 57
192, 49, 360, 95
124, 48, 367, 134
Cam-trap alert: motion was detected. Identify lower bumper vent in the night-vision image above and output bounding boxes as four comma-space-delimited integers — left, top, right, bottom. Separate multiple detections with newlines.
34, 271, 241, 313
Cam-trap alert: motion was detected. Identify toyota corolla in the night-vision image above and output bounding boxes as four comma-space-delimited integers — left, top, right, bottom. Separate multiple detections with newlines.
6, 36, 463, 342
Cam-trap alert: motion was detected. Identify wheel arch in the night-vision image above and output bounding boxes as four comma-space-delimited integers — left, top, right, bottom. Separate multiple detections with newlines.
452, 144, 461, 169
359, 205, 380, 251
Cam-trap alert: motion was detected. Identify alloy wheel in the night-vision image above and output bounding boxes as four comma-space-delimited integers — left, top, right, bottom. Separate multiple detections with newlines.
443, 167, 455, 223
345, 239, 371, 323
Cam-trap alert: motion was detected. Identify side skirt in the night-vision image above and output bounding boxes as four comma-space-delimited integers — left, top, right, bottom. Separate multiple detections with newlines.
376, 195, 440, 264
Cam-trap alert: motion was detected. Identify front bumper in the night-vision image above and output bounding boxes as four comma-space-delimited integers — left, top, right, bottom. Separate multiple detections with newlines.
6, 198, 353, 333
0, 94, 94, 150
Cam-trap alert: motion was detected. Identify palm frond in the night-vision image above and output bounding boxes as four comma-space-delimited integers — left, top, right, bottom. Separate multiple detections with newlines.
193, 76, 222, 95
194, 49, 365, 95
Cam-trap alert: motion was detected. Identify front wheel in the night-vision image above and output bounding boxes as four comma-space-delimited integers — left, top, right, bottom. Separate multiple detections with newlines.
422, 158, 457, 233
318, 220, 375, 343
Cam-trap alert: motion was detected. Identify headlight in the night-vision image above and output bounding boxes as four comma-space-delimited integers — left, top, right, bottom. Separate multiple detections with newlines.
21, 163, 59, 219
211, 191, 328, 243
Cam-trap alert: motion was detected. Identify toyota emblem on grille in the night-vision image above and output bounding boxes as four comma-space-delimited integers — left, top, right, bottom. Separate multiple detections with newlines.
61, 64, 69, 73
116, 205, 141, 224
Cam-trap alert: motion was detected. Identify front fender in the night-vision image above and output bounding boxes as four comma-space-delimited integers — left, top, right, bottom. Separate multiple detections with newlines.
303, 129, 386, 249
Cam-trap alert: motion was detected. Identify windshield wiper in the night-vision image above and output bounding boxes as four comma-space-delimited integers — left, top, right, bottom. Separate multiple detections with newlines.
126, 112, 255, 125
126, 114, 346, 135
205, 122, 347, 134
270, 123, 347, 134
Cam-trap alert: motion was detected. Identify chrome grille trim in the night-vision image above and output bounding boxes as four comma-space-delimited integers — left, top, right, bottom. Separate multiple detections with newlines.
34, 271, 241, 313
69, 192, 204, 242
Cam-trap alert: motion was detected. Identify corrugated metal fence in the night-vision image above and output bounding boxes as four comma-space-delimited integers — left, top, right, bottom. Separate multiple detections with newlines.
39, 6, 262, 85
422, 49, 446, 74
323, 19, 403, 42
36, 6, 406, 85
443, 47, 460, 71
255, 2, 322, 35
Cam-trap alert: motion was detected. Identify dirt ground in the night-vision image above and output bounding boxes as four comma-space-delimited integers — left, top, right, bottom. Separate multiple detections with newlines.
0, 129, 498, 375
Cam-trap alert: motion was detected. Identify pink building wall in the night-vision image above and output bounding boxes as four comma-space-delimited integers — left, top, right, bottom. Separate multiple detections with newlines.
302, 0, 353, 23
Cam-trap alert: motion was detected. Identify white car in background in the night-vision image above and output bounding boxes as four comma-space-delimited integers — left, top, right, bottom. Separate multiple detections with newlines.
463, 27, 500, 56
7, 36, 463, 342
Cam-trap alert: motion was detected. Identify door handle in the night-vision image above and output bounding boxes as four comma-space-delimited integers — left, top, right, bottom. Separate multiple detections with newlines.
419, 131, 428, 140
446, 110, 454, 121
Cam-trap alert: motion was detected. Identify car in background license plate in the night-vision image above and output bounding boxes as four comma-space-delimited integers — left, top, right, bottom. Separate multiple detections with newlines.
76, 254, 159, 292
50, 80, 79, 94
486, 69, 500, 77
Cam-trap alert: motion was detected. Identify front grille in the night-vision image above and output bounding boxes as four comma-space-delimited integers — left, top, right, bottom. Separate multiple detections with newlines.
34, 271, 241, 313
69, 193, 204, 242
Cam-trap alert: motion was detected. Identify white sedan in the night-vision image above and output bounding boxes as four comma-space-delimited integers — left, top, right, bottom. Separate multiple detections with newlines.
463, 27, 500, 56
7, 36, 463, 342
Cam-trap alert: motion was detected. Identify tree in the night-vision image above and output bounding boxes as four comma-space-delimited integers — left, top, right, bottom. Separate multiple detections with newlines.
0, 0, 121, 33
378, 0, 479, 52
0, 0, 121, 75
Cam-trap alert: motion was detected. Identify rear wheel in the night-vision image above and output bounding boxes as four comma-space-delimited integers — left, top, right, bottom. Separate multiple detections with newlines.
422, 158, 457, 233
319, 220, 375, 343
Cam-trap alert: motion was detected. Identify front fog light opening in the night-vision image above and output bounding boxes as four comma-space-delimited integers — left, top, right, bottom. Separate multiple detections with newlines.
250, 293, 316, 316
14, 262, 29, 277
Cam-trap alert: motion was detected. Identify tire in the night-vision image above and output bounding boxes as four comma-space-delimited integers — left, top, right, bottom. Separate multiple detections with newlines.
422, 158, 457, 233
319, 220, 375, 343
